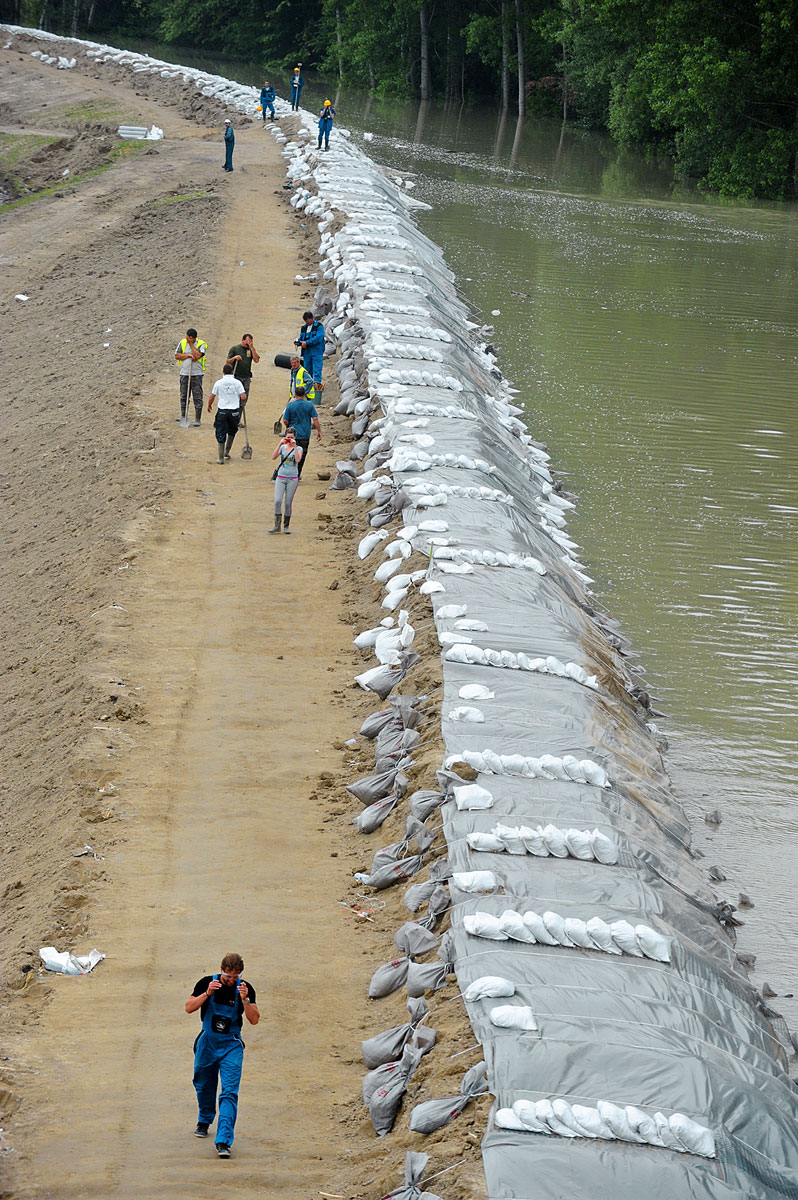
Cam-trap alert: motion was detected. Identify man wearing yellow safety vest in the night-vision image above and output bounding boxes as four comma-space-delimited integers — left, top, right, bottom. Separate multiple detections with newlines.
174, 327, 207, 426
289, 354, 315, 402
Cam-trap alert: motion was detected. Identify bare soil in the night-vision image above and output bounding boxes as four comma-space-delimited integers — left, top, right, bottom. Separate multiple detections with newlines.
0, 39, 484, 1200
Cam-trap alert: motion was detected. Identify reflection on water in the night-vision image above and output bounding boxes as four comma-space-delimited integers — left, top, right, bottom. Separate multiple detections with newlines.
117, 38, 798, 1029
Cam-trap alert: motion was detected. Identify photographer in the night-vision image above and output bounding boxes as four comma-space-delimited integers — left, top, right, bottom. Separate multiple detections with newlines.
185, 951, 260, 1159
269, 426, 303, 535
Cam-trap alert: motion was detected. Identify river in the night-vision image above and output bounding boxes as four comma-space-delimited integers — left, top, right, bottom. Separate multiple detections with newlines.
111, 38, 798, 1031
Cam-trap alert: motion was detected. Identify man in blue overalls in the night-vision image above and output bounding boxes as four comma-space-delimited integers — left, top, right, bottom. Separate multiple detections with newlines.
185, 952, 260, 1158
296, 309, 326, 388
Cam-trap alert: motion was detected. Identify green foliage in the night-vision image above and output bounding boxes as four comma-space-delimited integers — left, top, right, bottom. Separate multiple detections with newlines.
70, 0, 798, 197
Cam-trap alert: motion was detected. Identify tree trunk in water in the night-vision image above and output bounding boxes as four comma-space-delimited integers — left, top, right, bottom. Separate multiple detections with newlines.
336, 8, 344, 82
561, 38, 568, 121
87, 0, 95, 27
368, 61, 376, 92
70, 0, 79, 38
515, 0, 525, 117
38, 0, 48, 29
419, 3, 431, 102
500, 0, 510, 112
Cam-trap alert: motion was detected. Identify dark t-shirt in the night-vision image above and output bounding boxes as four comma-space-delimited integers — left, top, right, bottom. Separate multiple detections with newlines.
282, 397, 318, 441
192, 976, 257, 1023
228, 344, 253, 378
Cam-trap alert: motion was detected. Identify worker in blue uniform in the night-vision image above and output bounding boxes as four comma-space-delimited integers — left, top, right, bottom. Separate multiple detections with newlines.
295, 309, 326, 387
223, 119, 234, 171
259, 81, 275, 121
317, 99, 335, 149
185, 952, 260, 1159
289, 66, 304, 110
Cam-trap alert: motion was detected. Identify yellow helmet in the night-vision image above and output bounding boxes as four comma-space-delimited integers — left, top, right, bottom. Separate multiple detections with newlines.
324, 99, 331, 106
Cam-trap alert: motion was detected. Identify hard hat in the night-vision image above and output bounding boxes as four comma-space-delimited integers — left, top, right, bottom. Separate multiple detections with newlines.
324, 99, 331, 106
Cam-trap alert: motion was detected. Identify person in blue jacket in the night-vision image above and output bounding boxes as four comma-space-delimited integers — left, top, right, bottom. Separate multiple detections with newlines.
295, 309, 326, 386
317, 99, 335, 149
185, 951, 260, 1159
259, 81, 275, 121
289, 66, 304, 110
222, 119, 234, 171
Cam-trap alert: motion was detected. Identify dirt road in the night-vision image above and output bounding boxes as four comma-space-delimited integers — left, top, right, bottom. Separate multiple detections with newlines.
1, 41, 485, 1200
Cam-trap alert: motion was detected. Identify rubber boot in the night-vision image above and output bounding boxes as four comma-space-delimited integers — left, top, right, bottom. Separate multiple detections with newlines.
224, 434, 235, 459
283, 516, 291, 535
268, 514, 282, 534
193, 408, 202, 428
216, 444, 225, 464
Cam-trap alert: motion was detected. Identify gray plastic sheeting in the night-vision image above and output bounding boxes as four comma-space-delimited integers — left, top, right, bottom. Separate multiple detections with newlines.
263, 80, 798, 1200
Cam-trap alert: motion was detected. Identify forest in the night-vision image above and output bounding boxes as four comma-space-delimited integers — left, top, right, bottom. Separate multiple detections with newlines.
3, 0, 797, 199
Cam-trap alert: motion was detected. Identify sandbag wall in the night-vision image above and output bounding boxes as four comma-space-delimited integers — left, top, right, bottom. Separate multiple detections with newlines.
10, 25, 798, 1199
265, 119, 798, 1200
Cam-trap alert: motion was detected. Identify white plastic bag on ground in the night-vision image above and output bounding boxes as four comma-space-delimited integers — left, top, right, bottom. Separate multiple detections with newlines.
39, 946, 105, 975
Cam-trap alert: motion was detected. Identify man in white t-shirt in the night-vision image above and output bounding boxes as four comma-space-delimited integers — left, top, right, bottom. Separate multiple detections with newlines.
207, 364, 247, 464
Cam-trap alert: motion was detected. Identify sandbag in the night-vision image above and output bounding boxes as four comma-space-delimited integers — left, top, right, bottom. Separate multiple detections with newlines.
364, 1043, 423, 1135
463, 975, 515, 1001
368, 956, 409, 999
347, 767, 400, 805
367, 854, 424, 889
354, 795, 398, 833
381, 1151, 444, 1200
408, 1061, 487, 1134
406, 958, 452, 997
409, 789, 446, 820
489, 1005, 537, 1030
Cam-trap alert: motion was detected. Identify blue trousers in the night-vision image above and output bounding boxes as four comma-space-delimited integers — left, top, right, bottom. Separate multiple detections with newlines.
303, 348, 323, 384
193, 1031, 244, 1145
262, 101, 275, 119
224, 143, 234, 171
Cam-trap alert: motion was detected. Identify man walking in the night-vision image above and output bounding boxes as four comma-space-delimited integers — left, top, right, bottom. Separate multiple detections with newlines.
174, 327, 207, 425
226, 333, 260, 404
296, 310, 326, 387
223, 119, 235, 172
185, 951, 260, 1158
259, 81, 276, 121
282, 384, 321, 478
289, 65, 304, 110
208, 363, 247, 464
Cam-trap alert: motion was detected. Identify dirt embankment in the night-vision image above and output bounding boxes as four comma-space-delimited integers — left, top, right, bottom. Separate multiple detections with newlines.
0, 36, 484, 1200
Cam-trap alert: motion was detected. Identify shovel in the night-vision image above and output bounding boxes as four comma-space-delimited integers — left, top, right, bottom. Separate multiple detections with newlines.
240, 404, 253, 460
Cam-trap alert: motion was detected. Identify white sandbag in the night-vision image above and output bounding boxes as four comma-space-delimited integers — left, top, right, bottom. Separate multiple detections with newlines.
482, 749, 505, 774
358, 529, 388, 557
386, 572, 413, 592
418, 580, 445, 594
585, 916, 622, 954
446, 705, 485, 722
571, 1104, 614, 1140
590, 830, 619, 865
466, 831, 504, 852
654, 1111, 684, 1151
463, 912, 507, 940
543, 910, 575, 946
453, 783, 493, 811
563, 918, 595, 950
580, 759, 610, 788
354, 625, 383, 650
451, 870, 497, 893
552, 1098, 592, 1137
499, 909, 537, 943
382, 588, 409, 610
538, 754, 569, 781
545, 655, 567, 677
561, 755, 586, 782
510, 1100, 546, 1133
463, 976, 515, 1001
668, 1113, 715, 1158
609, 920, 645, 956
564, 828, 595, 860
459, 684, 494, 700
493, 823, 527, 855
635, 924, 672, 963
625, 1105, 661, 1145
597, 1100, 637, 1142
39, 946, 105, 975
490, 1005, 537, 1031
456, 619, 489, 632
522, 911, 559, 945
440, 631, 472, 646
540, 824, 569, 857
495, 1107, 528, 1132
535, 1098, 577, 1137
438, 604, 468, 618
521, 827, 548, 856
